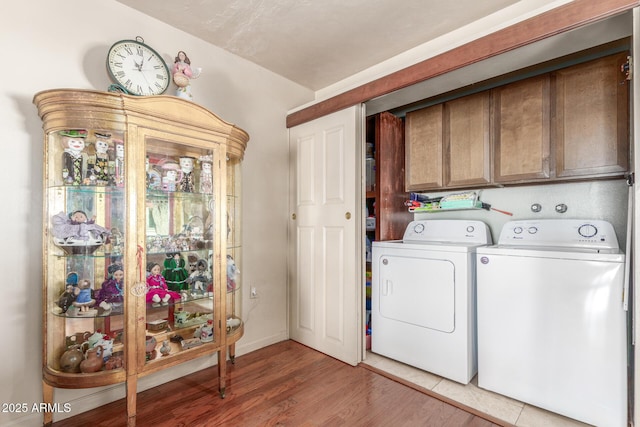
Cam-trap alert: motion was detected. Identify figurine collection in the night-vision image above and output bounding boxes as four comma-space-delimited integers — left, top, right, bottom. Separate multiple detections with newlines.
58, 129, 214, 194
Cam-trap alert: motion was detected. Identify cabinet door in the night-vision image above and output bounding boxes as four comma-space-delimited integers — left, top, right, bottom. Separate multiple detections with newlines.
493, 75, 551, 183
554, 52, 629, 178
43, 128, 128, 388
375, 112, 412, 241
405, 104, 444, 190
143, 136, 222, 373
444, 91, 491, 187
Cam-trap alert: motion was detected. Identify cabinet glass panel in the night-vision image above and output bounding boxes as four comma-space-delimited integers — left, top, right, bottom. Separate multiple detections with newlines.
226, 157, 242, 334
143, 139, 218, 361
45, 129, 126, 379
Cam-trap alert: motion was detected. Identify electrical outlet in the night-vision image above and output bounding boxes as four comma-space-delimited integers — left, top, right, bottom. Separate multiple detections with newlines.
250, 286, 258, 299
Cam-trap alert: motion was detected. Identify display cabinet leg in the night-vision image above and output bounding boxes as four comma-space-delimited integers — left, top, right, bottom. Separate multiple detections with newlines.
42, 381, 53, 426
229, 343, 236, 364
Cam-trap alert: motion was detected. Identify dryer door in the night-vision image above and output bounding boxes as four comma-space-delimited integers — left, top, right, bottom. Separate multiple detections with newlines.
378, 254, 455, 332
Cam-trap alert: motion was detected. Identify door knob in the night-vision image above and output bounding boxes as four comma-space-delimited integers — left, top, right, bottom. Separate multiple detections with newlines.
345, 212, 351, 219
291, 213, 296, 220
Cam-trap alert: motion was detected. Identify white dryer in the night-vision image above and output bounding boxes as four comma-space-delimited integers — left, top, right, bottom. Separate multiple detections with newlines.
476, 219, 627, 427
371, 219, 492, 384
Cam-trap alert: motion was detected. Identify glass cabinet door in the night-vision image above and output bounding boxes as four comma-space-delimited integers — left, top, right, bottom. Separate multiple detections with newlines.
226, 156, 243, 352
142, 137, 222, 364
44, 129, 127, 386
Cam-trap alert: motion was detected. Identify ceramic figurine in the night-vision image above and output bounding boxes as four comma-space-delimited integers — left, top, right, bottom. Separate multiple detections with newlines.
146, 262, 181, 307
146, 156, 162, 190
195, 319, 214, 342
227, 254, 239, 291
178, 156, 195, 192
162, 252, 189, 292
145, 336, 157, 361
86, 132, 112, 185
113, 139, 124, 187
72, 279, 96, 312
160, 340, 171, 357
95, 264, 124, 312
60, 129, 88, 185
175, 308, 189, 327
57, 283, 76, 314
172, 50, 201, 101
160, 160, 183, 192
198, 155, 213, 194
109, 227, 124, 256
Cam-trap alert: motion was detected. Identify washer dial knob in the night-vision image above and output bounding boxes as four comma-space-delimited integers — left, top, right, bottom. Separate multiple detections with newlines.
578, 224, 598, 238
413, 223, 425, 234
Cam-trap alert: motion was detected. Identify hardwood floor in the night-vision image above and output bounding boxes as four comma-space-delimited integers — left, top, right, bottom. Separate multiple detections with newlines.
53, 340, 505, 427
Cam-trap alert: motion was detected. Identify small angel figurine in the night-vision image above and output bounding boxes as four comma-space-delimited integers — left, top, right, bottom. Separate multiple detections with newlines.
60, 129, 88, 185
172, 51, 201, 101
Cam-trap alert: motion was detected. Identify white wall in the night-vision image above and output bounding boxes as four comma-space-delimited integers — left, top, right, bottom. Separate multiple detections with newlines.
1, 1, 313, 425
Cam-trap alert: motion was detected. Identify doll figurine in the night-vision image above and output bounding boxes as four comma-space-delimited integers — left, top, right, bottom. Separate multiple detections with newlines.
96, 264, 125, 312
146, 156, 162, 190
86, 132, 112, 186
146, 262, 181, 307
227, 254, 240, 292
186, 259, 212, 295
198, 155, 213, 194
113, 139, 124, 187
178, 156, 195, 192
172, 50, 201, 101
60, 129, 88, 185
51, 210, 110, 244
57, 283, 76, 314
72, 279, 96, 312
162, 252, 189, 292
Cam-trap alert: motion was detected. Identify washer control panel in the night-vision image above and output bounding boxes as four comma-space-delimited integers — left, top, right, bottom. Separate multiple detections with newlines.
498, 219, 620, 252
402, 219, 492, 245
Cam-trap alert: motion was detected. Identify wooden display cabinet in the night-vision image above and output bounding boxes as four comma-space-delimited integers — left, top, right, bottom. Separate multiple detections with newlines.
34, 89, 248, 426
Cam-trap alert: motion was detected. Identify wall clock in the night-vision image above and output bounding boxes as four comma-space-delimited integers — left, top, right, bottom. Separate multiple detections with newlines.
106, 36, 170, 96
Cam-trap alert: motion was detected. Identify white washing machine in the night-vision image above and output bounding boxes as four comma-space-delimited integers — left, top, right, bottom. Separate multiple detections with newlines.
476, 219, 627, 427
371, 219, 492, 384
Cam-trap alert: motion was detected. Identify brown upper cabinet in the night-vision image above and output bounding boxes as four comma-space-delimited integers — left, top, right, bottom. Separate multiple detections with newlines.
405, 51, 630, 192
493, 74, 551, 183
554, 52, 629, 179
405, 91, 491, 191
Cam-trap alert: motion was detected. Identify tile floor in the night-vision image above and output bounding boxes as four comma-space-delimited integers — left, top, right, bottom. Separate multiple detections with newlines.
363, 351, 592, 427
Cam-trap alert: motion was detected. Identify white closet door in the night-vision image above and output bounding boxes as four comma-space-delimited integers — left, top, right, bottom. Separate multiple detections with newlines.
288, 105, 363, 366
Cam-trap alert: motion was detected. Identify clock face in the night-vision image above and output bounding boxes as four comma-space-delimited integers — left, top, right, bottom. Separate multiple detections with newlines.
107, 40, 170, 96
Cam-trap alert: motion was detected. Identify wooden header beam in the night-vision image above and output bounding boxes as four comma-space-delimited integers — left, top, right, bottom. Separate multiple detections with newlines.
286, 0, 639, 128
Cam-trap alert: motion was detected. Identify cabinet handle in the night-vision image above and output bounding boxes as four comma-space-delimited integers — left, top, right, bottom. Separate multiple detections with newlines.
291, 213, 296, 220
345, 212, 351, 220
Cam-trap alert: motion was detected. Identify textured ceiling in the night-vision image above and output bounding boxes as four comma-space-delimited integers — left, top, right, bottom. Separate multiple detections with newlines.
115, 0, 546, 90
